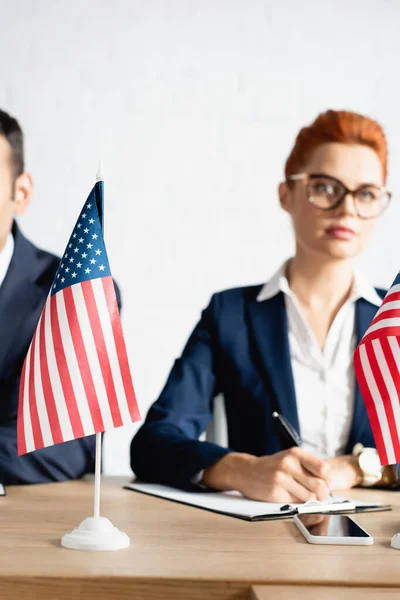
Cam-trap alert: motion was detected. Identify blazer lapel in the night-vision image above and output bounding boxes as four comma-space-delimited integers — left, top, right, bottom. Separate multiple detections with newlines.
246, 291, 300, 436
0, 224, 44, 373
347, 297, 381, 450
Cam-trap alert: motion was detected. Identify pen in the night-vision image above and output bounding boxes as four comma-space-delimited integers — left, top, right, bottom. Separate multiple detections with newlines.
272, 411, 302, 448
272, 411, 335, 501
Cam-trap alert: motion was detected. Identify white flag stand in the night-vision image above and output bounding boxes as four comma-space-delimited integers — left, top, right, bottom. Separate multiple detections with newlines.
61, 163, 130, 551
61, 433, 130, 551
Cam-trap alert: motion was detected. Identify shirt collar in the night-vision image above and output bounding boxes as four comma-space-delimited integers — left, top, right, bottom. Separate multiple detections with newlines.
0, 232, 14, 289
256, 260, 382, 308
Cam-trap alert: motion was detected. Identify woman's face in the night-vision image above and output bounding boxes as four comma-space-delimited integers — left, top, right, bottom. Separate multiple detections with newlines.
279, 142, 385, 261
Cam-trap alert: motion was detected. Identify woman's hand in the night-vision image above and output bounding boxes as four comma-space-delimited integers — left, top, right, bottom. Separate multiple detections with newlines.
202, 448, 330, 503
325, 455, 363, 490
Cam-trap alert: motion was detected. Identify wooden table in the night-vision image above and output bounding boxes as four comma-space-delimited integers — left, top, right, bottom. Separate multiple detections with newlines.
2, 477, 400, 599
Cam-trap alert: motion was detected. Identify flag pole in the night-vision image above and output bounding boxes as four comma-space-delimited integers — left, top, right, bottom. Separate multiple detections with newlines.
94, 432, 102, 520
93, 159, 104, 521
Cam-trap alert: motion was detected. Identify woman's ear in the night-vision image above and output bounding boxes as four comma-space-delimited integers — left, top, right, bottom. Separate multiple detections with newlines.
13, 172, 33, 216
279, 181, 292, 214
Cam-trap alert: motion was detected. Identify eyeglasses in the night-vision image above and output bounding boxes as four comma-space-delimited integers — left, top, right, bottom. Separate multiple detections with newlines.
286, 173, 391, 219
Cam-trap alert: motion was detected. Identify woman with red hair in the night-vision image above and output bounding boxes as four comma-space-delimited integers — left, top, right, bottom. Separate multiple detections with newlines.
131, 110, 395, 502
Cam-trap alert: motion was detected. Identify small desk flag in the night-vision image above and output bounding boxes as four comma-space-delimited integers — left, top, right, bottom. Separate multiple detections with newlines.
17, 180, 141, 455
354, 274, 400, 465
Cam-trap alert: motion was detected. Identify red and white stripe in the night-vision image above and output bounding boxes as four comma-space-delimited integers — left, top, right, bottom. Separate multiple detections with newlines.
17, 276, 140, 454
354, 284, 400, 465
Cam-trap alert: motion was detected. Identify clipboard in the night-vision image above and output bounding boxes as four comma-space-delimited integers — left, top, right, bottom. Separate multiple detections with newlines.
124, 482, 391, 521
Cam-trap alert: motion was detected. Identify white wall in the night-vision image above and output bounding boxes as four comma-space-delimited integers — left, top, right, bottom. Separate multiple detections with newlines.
1, 0, 400, 474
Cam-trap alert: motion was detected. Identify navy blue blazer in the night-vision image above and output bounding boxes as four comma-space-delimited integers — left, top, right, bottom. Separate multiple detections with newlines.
0, 222, 121, 485
131, 284, 384, 490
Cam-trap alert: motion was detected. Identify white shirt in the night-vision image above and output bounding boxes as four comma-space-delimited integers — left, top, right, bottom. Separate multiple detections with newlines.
257, 262, 382, 457
0, 233, 14, 289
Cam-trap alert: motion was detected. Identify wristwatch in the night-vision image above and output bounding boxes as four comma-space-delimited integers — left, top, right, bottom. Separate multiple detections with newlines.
352, 443, 383, 487
352, 443, 399, 488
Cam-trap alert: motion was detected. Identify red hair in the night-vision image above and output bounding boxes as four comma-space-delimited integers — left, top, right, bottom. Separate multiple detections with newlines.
285, 110, 388, 182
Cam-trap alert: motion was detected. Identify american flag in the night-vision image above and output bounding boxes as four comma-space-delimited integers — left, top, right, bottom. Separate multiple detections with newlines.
354, 274, 400, 465
17, 180, 141, 455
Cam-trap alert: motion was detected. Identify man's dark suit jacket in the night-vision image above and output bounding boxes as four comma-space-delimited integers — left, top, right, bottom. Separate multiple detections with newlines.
131, 284, 384, 490
0, 222, 121, 484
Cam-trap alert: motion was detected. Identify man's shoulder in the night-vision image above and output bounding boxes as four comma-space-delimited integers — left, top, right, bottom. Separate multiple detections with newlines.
13, 222, 60, 282
26, 238, 60, 268
32, 243, 59, 268
375, 287, 387, 300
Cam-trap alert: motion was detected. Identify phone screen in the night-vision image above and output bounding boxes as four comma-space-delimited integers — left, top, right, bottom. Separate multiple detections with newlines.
296, 514, 370, 538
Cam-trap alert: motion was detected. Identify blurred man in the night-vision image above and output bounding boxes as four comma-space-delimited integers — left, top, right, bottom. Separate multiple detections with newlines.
0, 109, 116, 484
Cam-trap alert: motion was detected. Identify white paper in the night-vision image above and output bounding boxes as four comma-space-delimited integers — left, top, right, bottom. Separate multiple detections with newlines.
126, 483, 359, 519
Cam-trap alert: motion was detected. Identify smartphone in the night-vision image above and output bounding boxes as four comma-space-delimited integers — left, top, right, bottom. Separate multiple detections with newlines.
294, 513, 373, 545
